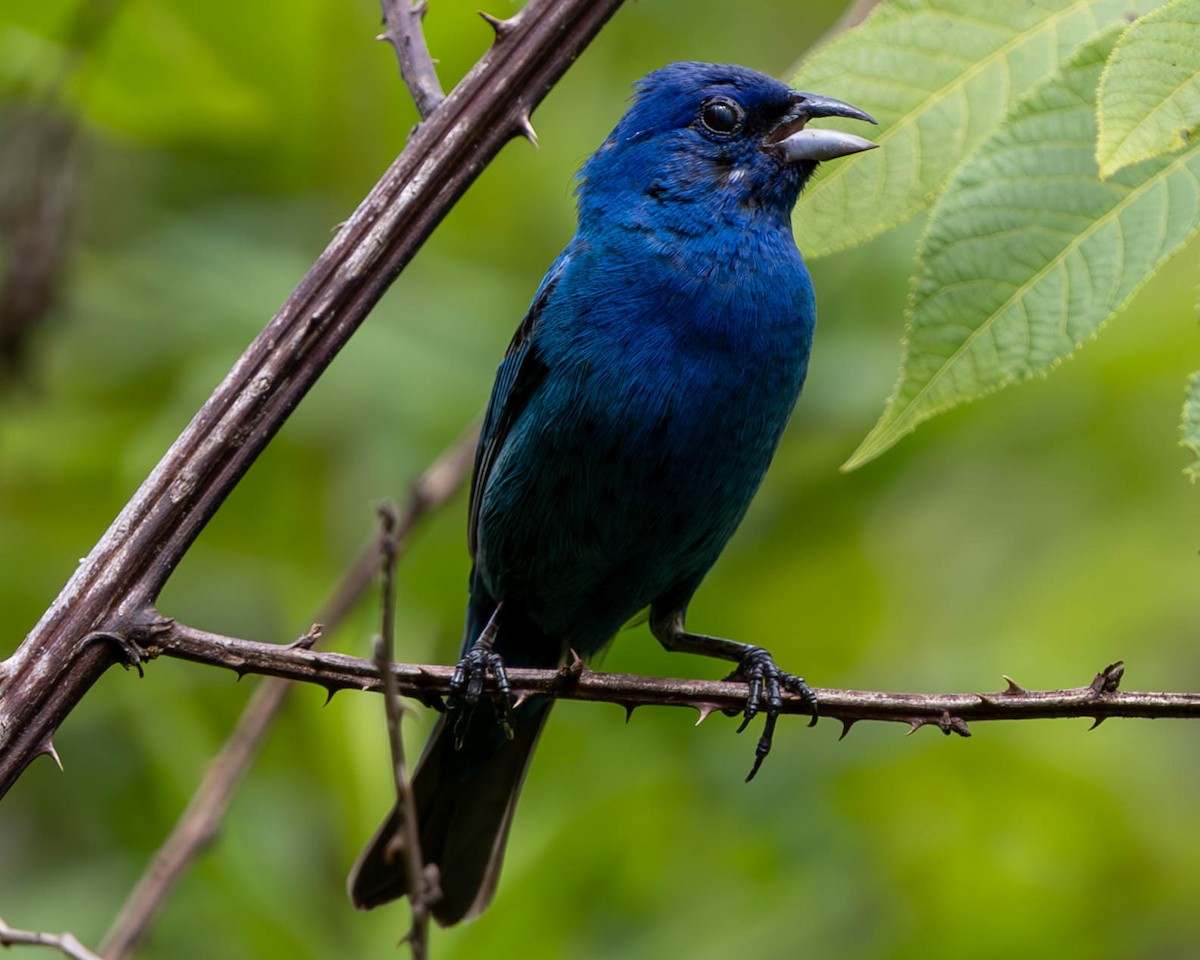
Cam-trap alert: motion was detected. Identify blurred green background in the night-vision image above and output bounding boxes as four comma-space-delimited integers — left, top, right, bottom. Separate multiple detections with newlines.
2, 1, 1198, 958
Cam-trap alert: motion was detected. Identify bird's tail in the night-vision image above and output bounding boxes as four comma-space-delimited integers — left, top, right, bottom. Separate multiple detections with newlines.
347, 695, 552, 924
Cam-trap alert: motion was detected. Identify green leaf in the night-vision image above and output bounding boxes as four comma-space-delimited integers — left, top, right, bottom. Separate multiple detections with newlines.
1096, 0, 1200, 177
845, 28, 1200, 469
790, 0, 1166, 258
1184, 372, 1200, 481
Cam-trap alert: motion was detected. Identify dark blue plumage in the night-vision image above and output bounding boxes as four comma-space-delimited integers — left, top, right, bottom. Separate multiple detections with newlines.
350, 61, 876, 924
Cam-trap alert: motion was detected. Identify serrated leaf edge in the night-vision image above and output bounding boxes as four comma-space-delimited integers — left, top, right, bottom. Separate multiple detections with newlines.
846, 26, 1200, 469
1096, 0, 1200, 177
797, 0, 1121, 257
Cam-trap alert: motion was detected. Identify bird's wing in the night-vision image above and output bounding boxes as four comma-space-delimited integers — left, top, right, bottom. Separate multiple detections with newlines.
467, 249, 572, 560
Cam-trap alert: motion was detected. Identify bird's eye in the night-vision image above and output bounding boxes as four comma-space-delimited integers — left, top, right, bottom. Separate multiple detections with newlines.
699, 97, 743, 135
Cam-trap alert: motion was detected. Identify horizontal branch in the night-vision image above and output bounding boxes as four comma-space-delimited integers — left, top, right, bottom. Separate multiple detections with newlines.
136, 621, 1200, 733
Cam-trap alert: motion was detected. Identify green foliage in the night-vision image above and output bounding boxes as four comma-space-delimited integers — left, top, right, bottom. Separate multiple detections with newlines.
846, 28, 1200, 468
790, 0, 1163, 258
1183, 371, 1200, 480
791, 0, 1200, 467
1097, 0, 1200, 177
2, 2, 1199, 959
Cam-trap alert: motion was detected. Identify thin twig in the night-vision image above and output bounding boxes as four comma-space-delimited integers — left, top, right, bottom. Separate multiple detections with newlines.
94, 632, 321, 960
374, 506, 433, 957
136, 629, 1197, 731
378, 0, 445, 118
0, 917, 104, 960
97, 432, 475, 960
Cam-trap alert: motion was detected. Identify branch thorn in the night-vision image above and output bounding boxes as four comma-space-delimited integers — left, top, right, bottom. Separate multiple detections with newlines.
905, 712, 971, 737
38, 739, 62, 770
1002, 674, 1027, 695
1092, 660, 1125, 694
694, 704, 719, 726
838, 718, 857, 741
478, 10, 515, 39
83, 629, 146, 678
289, 624, 322, 650
517, 111, 539, 147
558, 650, 585, 684
945, 714, 971, 737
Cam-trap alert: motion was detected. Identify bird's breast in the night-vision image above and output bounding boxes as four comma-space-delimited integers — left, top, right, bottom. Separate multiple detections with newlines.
473, 228, 815, 646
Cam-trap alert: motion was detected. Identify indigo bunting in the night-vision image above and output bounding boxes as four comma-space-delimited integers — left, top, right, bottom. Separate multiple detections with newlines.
349, 61, 876, 924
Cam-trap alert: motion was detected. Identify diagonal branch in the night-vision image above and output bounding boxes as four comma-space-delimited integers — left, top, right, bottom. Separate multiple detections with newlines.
0, 0, 627, 799
138, 623, 1200, 732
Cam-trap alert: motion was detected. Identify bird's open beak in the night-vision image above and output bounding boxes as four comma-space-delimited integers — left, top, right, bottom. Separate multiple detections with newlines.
766, 92, 878, 163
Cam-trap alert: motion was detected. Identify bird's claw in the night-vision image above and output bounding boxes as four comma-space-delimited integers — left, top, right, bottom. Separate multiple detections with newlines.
448, 642, 515, 745
724, 646, 817, 782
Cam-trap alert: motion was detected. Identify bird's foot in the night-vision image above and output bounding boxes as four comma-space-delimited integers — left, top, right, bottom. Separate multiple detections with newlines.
724, 646, 818, 782
448, 640, 515, 745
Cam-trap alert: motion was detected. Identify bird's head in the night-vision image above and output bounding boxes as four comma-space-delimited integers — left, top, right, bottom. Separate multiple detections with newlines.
578, 62, 876, 231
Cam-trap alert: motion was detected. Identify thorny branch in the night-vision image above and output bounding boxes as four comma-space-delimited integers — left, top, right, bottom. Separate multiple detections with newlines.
0, 0, 628, 799
95, 442, 479, 960
378, 0, 445, 118
3, 2, 1191, 957
95, 634, 325, 960
97, 430, 475, 960
134, 627, 1191, 733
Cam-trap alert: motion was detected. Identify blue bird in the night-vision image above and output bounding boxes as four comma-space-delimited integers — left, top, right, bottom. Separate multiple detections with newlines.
349, 61, 876, 924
